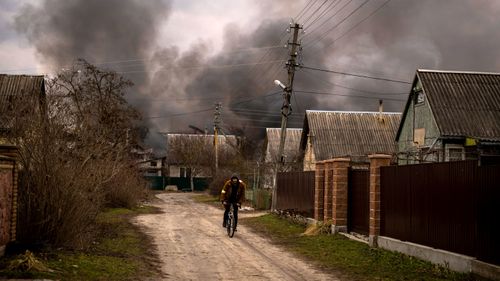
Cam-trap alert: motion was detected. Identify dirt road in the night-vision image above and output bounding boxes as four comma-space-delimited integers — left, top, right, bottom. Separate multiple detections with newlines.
134, 192, 338, 281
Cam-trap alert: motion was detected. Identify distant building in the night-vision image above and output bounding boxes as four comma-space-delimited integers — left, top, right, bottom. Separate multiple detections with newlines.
300, 110, 401, 171
165, 133, 240, 178
261, 128, 303, 189
396, 69, 500, 165
0, 74, 46, 144
130, 144, 165, 177
263, 128, 303, 165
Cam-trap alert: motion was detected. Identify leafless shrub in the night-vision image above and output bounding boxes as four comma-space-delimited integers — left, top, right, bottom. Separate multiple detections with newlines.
104, 164, 148, 208
3, 59, 145, 247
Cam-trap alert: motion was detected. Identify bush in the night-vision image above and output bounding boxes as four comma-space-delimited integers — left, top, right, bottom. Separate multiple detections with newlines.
104, 165, 148, 208
208, 171, 232, 197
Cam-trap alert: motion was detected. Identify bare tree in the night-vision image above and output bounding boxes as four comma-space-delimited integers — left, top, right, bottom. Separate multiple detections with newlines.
168, 135, 214, 191
2, 59, 147, 247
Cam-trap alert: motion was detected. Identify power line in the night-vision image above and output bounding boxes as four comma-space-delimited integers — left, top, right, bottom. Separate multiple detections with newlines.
300, 68, 407, 95
300, 65, 412, 84
301, 0, 354, 41
301, 0, 329, 25
304, 0, 340, 29
118, 59, 286, 75
304, 0, 371, 48
295, 0, 320, 22
323, 0, 393, 48
294, 89, 406, 102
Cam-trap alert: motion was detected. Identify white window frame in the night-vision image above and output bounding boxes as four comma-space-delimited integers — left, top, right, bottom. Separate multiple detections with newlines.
445, 144, 465, 162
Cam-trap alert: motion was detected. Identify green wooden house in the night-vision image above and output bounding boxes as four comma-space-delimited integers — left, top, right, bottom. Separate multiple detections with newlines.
396, 69, 500, 165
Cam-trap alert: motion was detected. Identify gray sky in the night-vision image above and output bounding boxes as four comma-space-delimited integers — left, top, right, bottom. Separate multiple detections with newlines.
2, 0, 500, 149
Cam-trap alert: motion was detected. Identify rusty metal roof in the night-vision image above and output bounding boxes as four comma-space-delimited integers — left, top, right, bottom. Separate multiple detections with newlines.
415, 69, 500, 141
264, 128, 302, 163
0, 74, 45, 130
300, 110, 401, 161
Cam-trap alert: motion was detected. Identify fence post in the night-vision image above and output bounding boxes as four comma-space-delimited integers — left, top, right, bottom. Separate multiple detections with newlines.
323, 160, 334, 221
314, 161, 325, 221
368, 154, 391, 247
331, 157, 350, 233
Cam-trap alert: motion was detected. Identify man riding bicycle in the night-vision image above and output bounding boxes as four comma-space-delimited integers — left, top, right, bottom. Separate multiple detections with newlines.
220, 174, 246, 231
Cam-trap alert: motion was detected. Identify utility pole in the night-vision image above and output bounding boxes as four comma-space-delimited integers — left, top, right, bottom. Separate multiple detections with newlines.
273, 22, 301, 211
277, 23, 301, 166
213, 102, 222, 174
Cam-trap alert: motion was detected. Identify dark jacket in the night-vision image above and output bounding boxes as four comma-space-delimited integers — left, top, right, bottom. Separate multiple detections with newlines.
220, 179, 246, 204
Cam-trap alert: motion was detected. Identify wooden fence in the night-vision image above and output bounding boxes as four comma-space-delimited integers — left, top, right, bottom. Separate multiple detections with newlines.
380, 161, 500, 265
276, 171, 315, 216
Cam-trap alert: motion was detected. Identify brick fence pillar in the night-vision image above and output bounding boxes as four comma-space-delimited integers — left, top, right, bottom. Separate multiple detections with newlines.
314, 161, 325, 221
331, 158, 350, 233
323, 160, 333, 221
368, 154, 391, 247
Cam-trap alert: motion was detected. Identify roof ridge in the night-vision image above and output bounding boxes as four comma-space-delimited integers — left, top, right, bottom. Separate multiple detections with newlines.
306, 110, 401, 114
417, 69, 500, 75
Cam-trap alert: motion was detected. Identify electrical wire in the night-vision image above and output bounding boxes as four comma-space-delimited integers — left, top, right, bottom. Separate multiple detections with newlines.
304, 0, 340, 30
300, 68, 407, 96
323, 0, 393, 49
300, 65, 412, 84
294, 90, 406, 102
301, 0, 355, 41
305, 0, 371, 48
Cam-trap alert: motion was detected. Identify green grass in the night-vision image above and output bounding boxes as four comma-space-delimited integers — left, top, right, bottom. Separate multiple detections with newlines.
241, 214, 483, 281
0, 206, 162, 281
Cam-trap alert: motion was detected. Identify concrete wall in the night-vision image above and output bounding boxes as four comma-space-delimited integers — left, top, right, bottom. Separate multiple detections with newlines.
378, 236, 500, 280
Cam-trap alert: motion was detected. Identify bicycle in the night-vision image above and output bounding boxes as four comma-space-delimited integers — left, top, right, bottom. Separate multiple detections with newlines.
226, 203, 236, 238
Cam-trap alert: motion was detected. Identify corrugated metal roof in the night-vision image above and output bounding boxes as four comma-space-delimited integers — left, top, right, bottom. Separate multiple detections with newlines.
302, 110, 401, 161
0, 74, 45, 130
166, 133, 239, 164
417, 70, 500, 141
264, 128, 302, 163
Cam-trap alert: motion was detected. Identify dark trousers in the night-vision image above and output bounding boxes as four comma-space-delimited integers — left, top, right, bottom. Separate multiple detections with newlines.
223, 203, 239, 227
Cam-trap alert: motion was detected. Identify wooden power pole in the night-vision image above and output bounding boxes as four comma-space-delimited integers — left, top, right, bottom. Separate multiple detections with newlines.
277, 23, 301, 166
273, 23, 301, 211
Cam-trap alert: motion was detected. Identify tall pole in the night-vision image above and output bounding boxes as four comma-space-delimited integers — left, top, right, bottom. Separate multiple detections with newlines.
273, 23, 301, 211
214, 102, 221, 174
277, 23, 301, 166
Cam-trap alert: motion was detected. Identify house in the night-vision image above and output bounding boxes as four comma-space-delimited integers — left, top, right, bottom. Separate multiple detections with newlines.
130, 144, 165, 177
0, 74, 46, 144
261, 128, 303, 189
396, 69, 500, 165
263, 128, 303, 165
300, 110, 401, 171
165, 133, 240, 178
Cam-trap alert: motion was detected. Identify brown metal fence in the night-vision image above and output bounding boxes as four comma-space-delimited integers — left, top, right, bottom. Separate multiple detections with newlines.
348, 168, 369, 235
276, 171, 315, 216
380, 161, 500, 265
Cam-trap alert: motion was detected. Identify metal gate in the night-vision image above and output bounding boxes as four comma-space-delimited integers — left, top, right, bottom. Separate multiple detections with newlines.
347, 168, 369, 235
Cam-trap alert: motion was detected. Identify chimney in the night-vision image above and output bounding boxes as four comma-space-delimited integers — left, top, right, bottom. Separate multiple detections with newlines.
378, 100, 384, 123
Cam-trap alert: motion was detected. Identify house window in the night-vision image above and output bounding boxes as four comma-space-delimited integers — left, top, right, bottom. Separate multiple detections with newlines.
446, 146, 465, 162
415, 91, 425, 105
150, 161, 157, 167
